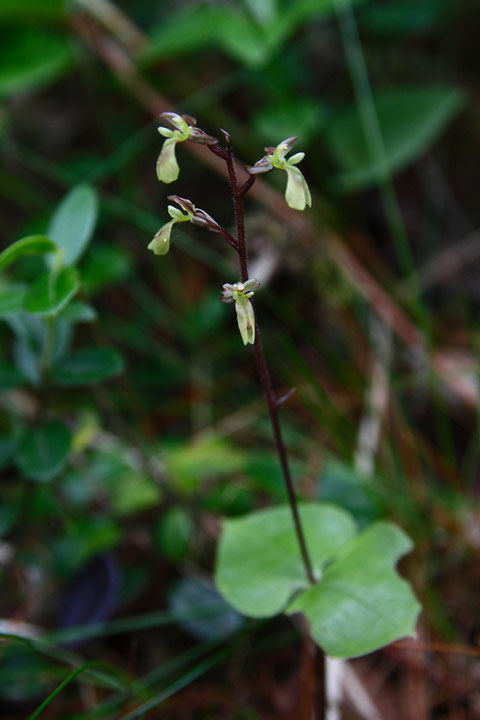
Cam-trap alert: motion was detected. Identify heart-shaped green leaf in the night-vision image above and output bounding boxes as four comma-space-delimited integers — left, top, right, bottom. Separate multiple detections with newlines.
16, 421, 71, 481
288, 522, 421, 658
48, 184, 99, 266
215, 504, 420, 659
51, 347, 124, 385
23, 266, 80, 316
216, 503, 356, 617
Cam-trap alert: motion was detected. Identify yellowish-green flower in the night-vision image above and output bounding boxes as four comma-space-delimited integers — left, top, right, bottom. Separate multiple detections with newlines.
156, 113, 217, 184
156, 113, 193, 184
148, 197, 195, 255
247, 137, 312, 211
148, 196, 221, 256
221, 279, 259, 345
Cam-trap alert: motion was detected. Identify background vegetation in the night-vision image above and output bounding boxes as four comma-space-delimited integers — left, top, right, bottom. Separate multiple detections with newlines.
1, 0, 480, 717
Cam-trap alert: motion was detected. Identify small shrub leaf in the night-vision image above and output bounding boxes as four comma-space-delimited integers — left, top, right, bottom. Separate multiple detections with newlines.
48, 185, 99, 266
51, 347, 124, 385
16, 421, 71, 481
23, 266, 80, 316
0, 235, 56, 272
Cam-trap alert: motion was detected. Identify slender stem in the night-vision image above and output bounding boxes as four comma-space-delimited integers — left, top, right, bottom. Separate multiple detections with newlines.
224, 143, 249, 282
222, 142, 316, 586
239, 174, 256, 197
253, 328, 316, 585
217, 227, 239, 252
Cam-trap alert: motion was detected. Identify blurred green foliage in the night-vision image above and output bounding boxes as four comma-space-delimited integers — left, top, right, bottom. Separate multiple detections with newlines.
0, 0, 478, 716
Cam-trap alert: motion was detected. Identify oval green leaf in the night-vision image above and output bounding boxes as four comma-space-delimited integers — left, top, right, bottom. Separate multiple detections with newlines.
215, 503, 356, 618
51, 347, 124, 385
325, 86, 466, 192
288, 522, 421, 658
48, 184, 99, 266
16, 421, 71, 482
0, 235, 56, 272
23, 266, 80, 315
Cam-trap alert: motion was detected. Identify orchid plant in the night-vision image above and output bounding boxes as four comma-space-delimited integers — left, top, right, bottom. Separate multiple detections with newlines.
147, 112, 420, 713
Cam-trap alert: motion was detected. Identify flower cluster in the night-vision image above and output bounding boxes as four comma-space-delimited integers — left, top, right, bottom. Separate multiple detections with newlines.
156, 112, 216, 184
150, 114, 312, 349
148, 196, 220, 255
221, 279, 259, 345
247, 137, 311, 211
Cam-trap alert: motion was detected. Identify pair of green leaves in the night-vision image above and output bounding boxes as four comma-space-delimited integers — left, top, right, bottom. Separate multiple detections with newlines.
0, 185, 124, 388
216, 503, 420, 658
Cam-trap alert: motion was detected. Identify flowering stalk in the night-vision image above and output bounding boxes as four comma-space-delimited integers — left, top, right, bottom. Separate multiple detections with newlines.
222, 138, 316, 585
148, 117, 316, 585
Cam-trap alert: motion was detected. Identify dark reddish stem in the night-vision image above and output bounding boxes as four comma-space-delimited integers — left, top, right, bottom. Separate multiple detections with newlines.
219, 141, 316, 587
239, 174, 256, 197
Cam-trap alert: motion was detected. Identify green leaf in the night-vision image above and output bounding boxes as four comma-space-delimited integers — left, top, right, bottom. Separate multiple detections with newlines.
23, 266, 80, 316
144, 3, 220, 61
59, 300, 97, 323
165, 435, 245, 493
215, 503, 356, 617
169, 577, 244, 641
145, 0, 370, 67
215, 10, 270, 67
51, 347, 124, 385
0, 235, 55, 272
0, 286, 26, 315
48, 184, 99, 266
0, 27, 72, 98
16, 421, 71, 481
111, 471, 161, 515
325, 86, 466, 191
156, 508, 193, 562
288, 523, 421, 658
